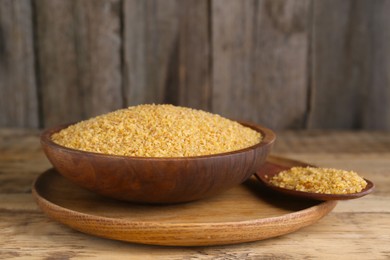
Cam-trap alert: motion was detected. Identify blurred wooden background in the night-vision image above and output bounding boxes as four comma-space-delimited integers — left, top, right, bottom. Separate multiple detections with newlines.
1, 0, 390, 130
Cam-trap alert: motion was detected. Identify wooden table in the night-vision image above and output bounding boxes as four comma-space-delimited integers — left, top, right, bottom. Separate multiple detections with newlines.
1, 129, 389, 259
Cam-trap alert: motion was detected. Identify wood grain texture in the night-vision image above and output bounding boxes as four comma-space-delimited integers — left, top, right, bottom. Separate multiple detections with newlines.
176, 0, 211, 110
122, 0, 178, 105
309, 0, 390, 130
361, 0, 390, 130
122, 0, 210, 110
32, 166, 336, 246
1, 0, 390, 130
0, 0, 38, 128
35, 0, 122, 127
40, 122, 275, 203
1, 197, 388, 259
273, 130, 390, 154
0, 128, 50, 193
211, 0, 310, 130
1, 129, 390, 258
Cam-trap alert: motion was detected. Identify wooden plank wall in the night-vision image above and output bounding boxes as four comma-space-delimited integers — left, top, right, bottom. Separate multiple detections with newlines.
1, 0, 390, 130
0, 0, 38, 127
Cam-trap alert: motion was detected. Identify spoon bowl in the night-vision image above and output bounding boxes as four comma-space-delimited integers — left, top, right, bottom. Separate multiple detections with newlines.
254, 158, 375, 201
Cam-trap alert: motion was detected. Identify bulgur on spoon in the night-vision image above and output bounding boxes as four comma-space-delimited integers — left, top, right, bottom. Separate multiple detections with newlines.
255, 165, 374, 200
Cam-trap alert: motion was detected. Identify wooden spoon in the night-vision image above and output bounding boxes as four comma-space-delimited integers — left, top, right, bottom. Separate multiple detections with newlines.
254, 162, 375, 201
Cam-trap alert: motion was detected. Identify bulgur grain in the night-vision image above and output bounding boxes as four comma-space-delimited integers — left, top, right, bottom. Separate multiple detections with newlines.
51, 104, 262, 157
269, 167, 367, 194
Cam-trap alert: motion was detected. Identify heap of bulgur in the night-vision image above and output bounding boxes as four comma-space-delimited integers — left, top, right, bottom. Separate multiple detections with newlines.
269, 167, 367, 194
51, 104, 262, 157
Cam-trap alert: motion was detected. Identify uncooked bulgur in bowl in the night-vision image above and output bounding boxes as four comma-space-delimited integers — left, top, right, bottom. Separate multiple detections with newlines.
41, 104, 276, 204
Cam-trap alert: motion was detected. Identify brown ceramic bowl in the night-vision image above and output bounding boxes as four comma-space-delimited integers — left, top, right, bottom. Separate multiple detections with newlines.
40, 122, 275, 204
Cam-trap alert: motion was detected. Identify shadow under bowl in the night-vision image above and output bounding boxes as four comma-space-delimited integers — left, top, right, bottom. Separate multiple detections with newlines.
40, 122, 276, 204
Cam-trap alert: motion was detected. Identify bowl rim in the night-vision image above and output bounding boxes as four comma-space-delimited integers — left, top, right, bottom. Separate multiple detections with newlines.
41, 121, 276, 161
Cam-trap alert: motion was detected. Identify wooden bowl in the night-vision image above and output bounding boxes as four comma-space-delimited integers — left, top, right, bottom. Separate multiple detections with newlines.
40, 122, 275, 204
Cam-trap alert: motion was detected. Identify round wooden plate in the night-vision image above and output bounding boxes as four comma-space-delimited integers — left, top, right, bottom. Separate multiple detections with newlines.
32, 156, 337, 246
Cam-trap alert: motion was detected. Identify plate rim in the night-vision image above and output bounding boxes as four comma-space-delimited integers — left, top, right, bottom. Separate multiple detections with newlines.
32, 155, 338, 246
